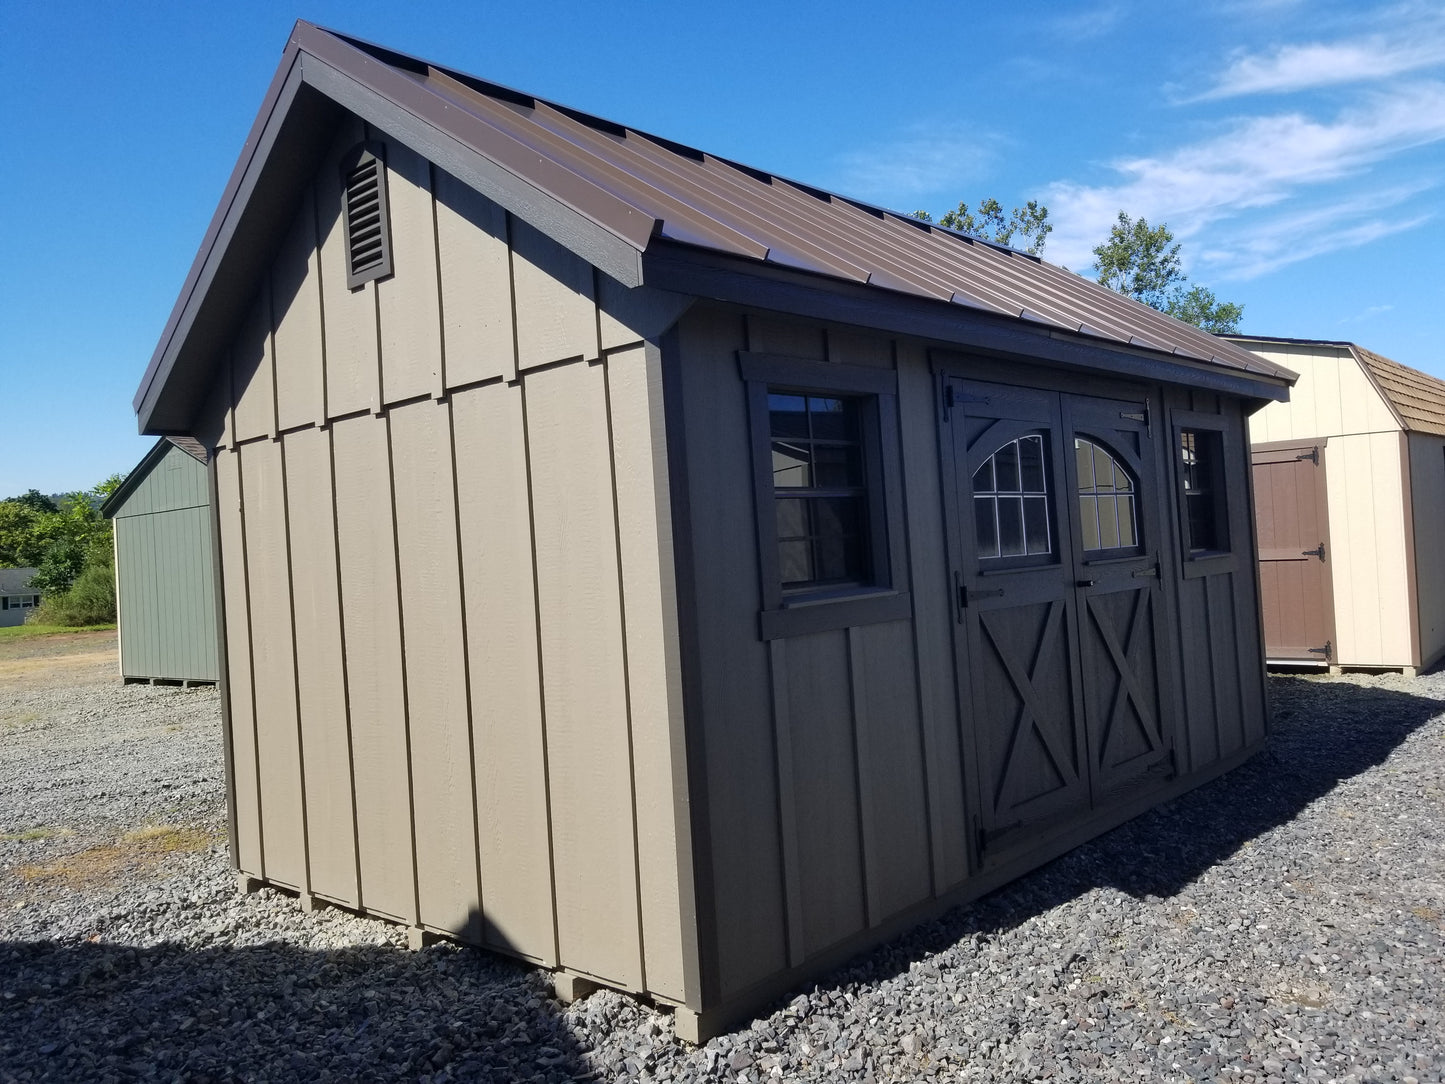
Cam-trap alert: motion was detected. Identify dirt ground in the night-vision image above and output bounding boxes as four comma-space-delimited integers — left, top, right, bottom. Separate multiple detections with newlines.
0, 629, 120, 687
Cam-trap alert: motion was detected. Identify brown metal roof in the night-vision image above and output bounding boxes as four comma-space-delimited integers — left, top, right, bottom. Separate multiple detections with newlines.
1353, 345, 1445, 437
134, 22, 1292, 433
346, 29, 1282, 380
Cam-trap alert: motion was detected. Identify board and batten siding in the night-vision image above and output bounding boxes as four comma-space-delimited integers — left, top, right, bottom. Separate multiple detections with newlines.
1167, 388, 1270, 773
110, 442, 218, 683
197, 117, 697, 1003
669, 306, 965, 1009
1406, 432, 1445, 670
1246, 342, 1416, 668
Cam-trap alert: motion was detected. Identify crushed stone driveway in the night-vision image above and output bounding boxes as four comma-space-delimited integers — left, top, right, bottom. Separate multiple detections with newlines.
1, 631, 1442, 1083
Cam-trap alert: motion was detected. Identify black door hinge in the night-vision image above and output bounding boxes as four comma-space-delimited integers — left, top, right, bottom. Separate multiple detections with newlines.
1295, 447, 1320, 464
1308, 640, 1333, 661
1301, 542, 1325, 560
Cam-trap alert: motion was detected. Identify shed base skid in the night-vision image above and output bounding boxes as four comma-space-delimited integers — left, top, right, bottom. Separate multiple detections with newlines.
551, 971, 602, 1004
1328, 664, 1420, 678
123, 676, 217, 687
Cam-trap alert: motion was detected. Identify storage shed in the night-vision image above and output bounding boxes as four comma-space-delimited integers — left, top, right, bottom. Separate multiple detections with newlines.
1233, 335, 1445, 675
132, 22, 1295, 1040
0, 567, 40, 627
102, 437, 218, 685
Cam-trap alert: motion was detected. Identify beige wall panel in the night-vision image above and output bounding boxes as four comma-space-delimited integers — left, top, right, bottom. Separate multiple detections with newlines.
597, 277, 693, 353
216, 450, 262, 873
510, 218, 600, 371
677, 307, 788, 999
525, 361, 642, 988
450, 383, 556, 964
825, 327, 894, 369
433, 170, 515, 389
1247, 344, 1397, 444
850, 621, 932, 923
606, 344, 691, 1002
746, 313, 825, 361
238, 440, 305, 888
783, 631, 866, 957
330, 414, 416, 921
282, 427, 358, 904
1408, 434, 1445, 667
272, 188, 326, 433
1326, 432, 1412, 666
389, 399, 480, 937
316, 120, 380, 418
896, 347, 968, 890
378, 144, 444, 404
231, 291, 276, 442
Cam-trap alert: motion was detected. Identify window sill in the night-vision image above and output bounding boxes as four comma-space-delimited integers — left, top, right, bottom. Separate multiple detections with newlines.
1181, 551, 1238, 579
759, 589, 912, 640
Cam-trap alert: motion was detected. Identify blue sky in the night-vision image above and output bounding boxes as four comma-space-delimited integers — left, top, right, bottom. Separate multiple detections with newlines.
3, 0, 1442, 495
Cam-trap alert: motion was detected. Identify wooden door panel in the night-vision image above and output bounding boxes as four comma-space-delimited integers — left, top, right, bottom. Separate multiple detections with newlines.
974, 599, 1086, 832
1078, 586, 1169, 786
1252, 443, 1333, 662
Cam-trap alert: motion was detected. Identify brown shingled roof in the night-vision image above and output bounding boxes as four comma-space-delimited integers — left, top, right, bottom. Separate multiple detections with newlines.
1354, 345, 1445, 437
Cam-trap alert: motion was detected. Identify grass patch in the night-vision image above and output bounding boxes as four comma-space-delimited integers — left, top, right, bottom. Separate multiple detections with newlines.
0, 623, 115, 641
16, 824, 218, 889
1, 710, 41, 730
0, 826, 67, 843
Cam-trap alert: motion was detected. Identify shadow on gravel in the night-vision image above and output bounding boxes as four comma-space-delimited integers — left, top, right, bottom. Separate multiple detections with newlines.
0, 935, 592, 1083
808, 673, 1445, 995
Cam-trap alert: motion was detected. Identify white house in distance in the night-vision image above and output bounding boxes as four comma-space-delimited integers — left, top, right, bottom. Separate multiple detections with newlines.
1233, 335, 1445, 676
0, 568, 41, 628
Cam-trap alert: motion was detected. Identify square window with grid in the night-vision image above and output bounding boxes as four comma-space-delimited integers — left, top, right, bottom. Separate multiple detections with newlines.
973, 434, 1051, 559
769, 393, 870, 588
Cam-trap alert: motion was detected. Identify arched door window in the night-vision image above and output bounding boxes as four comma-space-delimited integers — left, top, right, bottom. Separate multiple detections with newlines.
1075, 437, 1139, 554
974, 434, 1051, 559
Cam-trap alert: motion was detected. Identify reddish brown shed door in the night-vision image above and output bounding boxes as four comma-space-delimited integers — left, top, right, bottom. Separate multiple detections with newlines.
1252, 442, 1334, 664
945, 377, 1176, 866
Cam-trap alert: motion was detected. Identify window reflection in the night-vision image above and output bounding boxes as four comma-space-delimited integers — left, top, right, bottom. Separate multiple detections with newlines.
974, 434, 1051, 559
1075, 438, 1139, 554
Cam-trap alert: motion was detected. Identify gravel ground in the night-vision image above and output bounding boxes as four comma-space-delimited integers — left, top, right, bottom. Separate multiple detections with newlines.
2, 631, 1443, 1083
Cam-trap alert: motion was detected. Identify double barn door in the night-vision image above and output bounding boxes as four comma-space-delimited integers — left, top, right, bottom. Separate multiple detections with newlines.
944, 377, 1177, 863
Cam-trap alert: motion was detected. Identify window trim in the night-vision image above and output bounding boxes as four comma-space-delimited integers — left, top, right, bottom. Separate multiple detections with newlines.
1171, 409, 1240, 579
741, 351, 910, 640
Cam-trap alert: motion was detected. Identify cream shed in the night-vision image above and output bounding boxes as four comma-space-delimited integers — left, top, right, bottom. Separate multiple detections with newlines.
1234, 335, 1445, 675
132, 22, 1295, 1040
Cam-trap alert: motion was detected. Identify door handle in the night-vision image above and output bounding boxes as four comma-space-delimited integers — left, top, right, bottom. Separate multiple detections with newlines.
1075, 579, 1096, 588
1132, 565, 1159, 579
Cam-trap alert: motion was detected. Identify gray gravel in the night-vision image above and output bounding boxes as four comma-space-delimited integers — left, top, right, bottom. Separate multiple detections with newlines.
2, 634, 1443, 1083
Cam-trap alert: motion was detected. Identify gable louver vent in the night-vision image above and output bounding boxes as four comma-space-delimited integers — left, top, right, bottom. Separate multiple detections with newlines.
341, 142, 393, 289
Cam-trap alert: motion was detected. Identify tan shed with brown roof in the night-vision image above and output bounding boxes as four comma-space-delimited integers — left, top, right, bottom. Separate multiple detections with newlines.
1234, 335, 1445, 674
132, 22, 1295, 1041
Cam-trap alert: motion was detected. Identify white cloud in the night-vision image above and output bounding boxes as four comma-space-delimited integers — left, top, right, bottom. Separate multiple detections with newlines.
1338, 304, 1396, 325
1194, 6, 1445, 99
1041, 82, 1445, 273
830, 126, 1001, 207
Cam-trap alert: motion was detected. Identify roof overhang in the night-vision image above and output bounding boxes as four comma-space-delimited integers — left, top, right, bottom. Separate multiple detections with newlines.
650, 242, 1295, 403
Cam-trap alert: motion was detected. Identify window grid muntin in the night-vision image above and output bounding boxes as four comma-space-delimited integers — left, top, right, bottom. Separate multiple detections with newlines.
973, 433, 1051, 560
769, 392, 870, 589
1075, 437, 1139, 553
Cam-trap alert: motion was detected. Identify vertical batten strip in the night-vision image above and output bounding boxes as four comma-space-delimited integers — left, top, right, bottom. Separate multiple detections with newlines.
844, 629, 873, 931
516, 376, 564, 967
429, 163, 447, 400
444, 396, 488, 939
767, 639, 806, 968
326, 424, 366, 908
277, 439, 314, 897
601, 348, 650, 995
383, 411, 425, 929
209, 459, 239, 867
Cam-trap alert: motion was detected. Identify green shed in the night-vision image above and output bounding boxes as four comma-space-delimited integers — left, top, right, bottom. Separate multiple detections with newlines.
103, 437, 218, 685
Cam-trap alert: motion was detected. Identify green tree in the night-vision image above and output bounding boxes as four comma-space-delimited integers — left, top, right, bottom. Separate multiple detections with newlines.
913, 198, 1053, 256
1091, 212, 1243, 334
5, 490, 58, 514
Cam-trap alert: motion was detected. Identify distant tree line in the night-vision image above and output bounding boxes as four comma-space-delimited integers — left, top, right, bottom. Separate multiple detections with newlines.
911, 201, 1243, 334
1, 476, 124, 626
